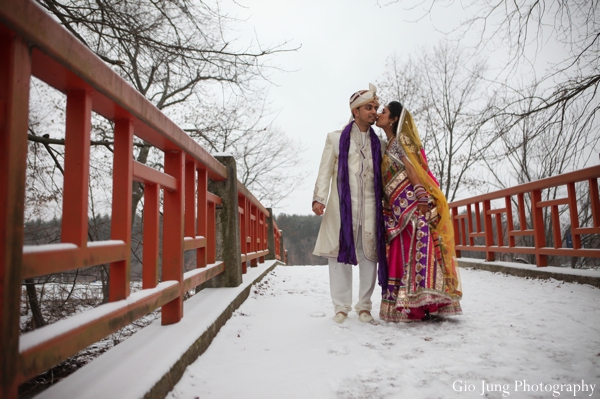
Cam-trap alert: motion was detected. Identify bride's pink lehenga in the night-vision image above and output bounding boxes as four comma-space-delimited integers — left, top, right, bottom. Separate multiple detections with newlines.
379, 136, 462, 322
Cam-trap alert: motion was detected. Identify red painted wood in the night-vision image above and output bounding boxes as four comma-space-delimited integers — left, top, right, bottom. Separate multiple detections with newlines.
461, 218, 467, 248
508, 229, 534, 237
537, 198, 569, 208
109, 119, 134, 302
18, 281, 180, 384
574, 227, 600, 235
207, 201, 216, 264
474, 202, 482, 233
495, 213, 504, 247
531, 189, 548, 266
61, 90, 92, 248
518, 193, 527, 230
206, 191, 221, 205
590, 178, 600, 228
567, 182, 581, 249
451, 207, 461, 257
551, 205, 562, 249
0, 31, 30, 399
448, 171, 600, 264
451, 166, 600, 207
466, 204, 474, 246
454, 245, 600, 258
251, 205, 258, 267
259, 213, 266, 263
238, 182, 268, 215
182, 263, 225, 292
22, 242, 128, 280
483, 200, 495, 261
197, 169, 207, 268
161, 151, 185, 325
183, 237, 207, 251
0, 3, 287, 393
0, 0, 227, 181
185, 161, 197, 239
241, 199, 247, 263
133, 161, 177, 190
142, 184, 159, 289
505, 196, 516, 247
238, 197, 247, 274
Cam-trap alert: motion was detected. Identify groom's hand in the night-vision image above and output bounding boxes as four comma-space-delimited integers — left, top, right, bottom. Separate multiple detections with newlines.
312, 201, 325, 216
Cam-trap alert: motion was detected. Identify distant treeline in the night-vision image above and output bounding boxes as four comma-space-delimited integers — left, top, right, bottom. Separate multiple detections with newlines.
275, 214, 327, 266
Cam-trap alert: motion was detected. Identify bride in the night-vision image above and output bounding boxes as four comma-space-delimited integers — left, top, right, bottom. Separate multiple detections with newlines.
375, 101, 462, 322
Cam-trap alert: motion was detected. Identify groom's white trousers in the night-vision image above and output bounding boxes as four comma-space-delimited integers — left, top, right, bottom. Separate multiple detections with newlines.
328, 228, 377, 315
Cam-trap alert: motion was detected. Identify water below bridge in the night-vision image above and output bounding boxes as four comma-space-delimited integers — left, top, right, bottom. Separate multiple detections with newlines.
166, 265, 600, 399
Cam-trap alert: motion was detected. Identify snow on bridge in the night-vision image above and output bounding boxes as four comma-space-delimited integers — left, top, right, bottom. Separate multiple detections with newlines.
166, 264, 600, 399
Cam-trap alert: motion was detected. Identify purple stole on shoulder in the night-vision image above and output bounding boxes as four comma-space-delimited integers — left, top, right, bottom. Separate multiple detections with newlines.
336, 122, 388, 284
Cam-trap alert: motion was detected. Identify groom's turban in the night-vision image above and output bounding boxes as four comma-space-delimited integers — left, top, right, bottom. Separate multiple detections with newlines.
349, 83, 379, 110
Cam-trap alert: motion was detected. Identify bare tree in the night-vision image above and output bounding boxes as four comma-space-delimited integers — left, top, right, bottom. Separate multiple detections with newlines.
34, 0, 301, 217
184, 93, 307, 207
381, 0, 600, 160
481, 88, 600, 267
378, 0, 600, 268
22, 0, 304, 332
378, 41, 492, 201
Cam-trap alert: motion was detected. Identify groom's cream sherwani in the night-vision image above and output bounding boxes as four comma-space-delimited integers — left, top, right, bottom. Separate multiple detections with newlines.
312, 123, 382, 262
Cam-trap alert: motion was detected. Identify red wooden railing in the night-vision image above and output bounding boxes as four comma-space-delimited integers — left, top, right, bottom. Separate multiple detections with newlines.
273, 218, 283, 261
0, 1, 283, 398
449, 166, 600, 266
238, 187, 270, 273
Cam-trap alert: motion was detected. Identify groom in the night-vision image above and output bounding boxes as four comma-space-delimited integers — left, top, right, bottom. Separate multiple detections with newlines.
312, 83, 387, 324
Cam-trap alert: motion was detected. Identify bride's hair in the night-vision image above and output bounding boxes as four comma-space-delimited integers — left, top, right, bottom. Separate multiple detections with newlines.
387, 101, 403, 136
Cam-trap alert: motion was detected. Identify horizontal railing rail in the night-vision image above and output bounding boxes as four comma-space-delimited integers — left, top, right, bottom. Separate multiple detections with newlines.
449, 165, 600, 266
0, 1, 285, 398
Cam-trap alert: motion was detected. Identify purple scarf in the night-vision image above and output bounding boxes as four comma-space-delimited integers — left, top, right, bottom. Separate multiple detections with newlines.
337, 122, 388, 283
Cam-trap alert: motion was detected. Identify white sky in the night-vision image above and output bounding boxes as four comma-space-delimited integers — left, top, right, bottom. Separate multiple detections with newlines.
167, 264, 600, 398
212, 0, 598, 219
220, 0, 473, 215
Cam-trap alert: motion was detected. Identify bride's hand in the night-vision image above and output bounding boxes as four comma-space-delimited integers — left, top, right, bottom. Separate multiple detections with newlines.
418, 204, 428, 216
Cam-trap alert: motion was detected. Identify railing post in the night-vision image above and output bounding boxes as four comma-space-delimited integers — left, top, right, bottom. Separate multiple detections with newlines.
0, 32, 30, 399
451, 206, 461, 258
250, 205, 258, 268
207, 199, 216, 264
142, 183, 160, 289
162, 151, 185, 324
531, 189, 548, 266
259, 213, 266, 263
567, 182, 581, 250
208, 155, 243, 287
279, 230, 285, 265
265, 208, 276, 260
505, 196, 516, 247
185, 160, 197, 266
197, 169, 207, 267
238, 197, 247, 274
61, 89, 92, 248
483, 200, 495, 261
109, 119, 133, 301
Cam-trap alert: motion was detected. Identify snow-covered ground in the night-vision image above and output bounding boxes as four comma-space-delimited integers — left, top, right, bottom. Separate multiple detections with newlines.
167, 266, 600, 399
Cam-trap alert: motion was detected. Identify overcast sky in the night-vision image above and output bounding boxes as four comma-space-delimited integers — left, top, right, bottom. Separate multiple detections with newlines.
219, 0, 596, 216
215, 0, 459, 215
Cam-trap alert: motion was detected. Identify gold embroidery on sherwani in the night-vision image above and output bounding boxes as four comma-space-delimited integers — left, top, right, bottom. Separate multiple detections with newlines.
363, 230, 377, 260
312, 185, 327, 205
